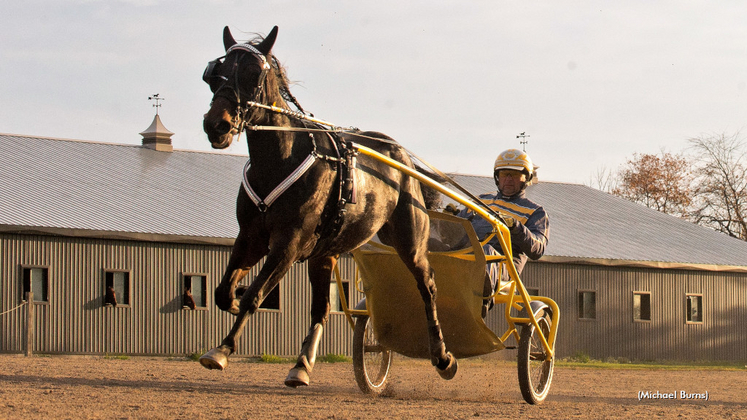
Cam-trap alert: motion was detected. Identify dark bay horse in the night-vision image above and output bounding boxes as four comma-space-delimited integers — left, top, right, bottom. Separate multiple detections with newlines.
199, 25, 457, 387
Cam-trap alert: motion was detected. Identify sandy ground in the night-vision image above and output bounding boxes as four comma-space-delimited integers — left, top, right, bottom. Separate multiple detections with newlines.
0, 353, 745, 419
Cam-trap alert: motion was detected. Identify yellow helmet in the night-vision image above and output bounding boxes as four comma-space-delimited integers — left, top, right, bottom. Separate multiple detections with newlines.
493, 149, 535, 181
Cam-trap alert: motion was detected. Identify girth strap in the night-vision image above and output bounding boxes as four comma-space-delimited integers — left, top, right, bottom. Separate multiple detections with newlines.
242, 153, 317, 212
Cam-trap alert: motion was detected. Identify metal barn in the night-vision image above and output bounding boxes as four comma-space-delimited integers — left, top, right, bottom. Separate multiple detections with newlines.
2, 133, 747, 362
0, 132, 360, 358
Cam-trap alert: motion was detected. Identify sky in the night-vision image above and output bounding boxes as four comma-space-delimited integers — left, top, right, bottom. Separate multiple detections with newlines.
2, 1, 746, 185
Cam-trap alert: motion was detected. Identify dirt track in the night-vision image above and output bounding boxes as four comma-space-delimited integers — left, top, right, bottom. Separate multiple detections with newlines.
0, 354, 745, 419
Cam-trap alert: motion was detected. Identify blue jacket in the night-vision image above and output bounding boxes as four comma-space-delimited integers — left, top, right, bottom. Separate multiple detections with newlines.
457, 190, 549, 276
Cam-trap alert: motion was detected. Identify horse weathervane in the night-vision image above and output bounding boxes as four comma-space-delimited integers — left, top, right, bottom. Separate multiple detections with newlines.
516, 132, 530, 151
148, 94, 165, 115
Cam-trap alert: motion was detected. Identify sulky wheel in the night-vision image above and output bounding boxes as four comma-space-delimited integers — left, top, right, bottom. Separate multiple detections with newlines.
517, 314, 555, 404
352, 314, 392, 395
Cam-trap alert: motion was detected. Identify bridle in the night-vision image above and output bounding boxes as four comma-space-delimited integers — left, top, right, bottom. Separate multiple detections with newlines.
203, 43, 272, 139
203, 42, 343, 214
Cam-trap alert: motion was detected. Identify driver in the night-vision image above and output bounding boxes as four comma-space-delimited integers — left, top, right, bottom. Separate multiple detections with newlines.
455, 149, 550, 317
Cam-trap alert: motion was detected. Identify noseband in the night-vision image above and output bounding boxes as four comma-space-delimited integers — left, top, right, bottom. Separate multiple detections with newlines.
203, 43, 271, 137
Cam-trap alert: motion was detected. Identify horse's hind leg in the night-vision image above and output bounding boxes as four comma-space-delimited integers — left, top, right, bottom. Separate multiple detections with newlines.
385, 213, 457, 380
285, 255, 336, 387
408, 251, 458, 379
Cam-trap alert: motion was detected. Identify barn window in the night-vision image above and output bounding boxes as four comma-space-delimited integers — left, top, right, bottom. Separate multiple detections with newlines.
183, 275, 207, 309
525, 287, 540, 296
105, 270, 130, 306
578, 290, 596, 320
686, 294, 703, 323
330, 280, 350, 313
22, 267, 49, 303
633, 292, 651, 321
259, 284, 280, 310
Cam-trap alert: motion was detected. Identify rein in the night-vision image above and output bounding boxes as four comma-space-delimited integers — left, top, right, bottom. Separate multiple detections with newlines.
243, 102, 507, 224
205, 43, 505, 225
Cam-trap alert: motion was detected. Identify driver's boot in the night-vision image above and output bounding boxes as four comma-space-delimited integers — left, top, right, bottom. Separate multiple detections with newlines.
482, 275, 494, 319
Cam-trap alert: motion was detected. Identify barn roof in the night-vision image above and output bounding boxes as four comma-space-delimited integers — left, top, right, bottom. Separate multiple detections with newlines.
0, 133, 244, 245
449, 173, 747, 271
2, 133, 747, 270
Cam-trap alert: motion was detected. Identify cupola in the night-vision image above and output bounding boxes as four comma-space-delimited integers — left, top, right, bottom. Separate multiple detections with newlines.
140, 94, 174, 152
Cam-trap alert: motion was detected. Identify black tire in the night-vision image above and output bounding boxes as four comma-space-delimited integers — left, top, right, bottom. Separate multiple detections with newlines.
352, 315, 392, 395
517, 314, 555, 404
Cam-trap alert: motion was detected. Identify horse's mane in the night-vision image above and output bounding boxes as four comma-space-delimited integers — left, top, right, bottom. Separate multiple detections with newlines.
244, 34, 306, 115
269, 56, 306, 114
245, 34, 442, 210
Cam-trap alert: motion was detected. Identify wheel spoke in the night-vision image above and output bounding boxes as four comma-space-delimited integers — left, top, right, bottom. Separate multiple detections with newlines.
364, 344, 386, 352
517, 315, 555, 404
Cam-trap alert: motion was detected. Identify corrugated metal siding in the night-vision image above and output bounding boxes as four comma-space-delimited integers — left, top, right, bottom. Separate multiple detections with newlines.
3, 232, 745, 361
513, 261, 747, 362
1, 233, 362, 357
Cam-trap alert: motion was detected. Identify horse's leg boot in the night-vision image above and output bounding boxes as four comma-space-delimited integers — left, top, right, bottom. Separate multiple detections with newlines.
199, 346, 230, 370
284, 323, 324, 387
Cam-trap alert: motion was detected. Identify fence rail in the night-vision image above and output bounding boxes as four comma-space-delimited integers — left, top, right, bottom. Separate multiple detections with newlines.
0, 301, 26, 317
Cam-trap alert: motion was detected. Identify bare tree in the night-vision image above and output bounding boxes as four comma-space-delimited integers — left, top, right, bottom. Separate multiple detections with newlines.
586, 165, 617, 193
611, 151, 694, 219
688, 132, 747, 241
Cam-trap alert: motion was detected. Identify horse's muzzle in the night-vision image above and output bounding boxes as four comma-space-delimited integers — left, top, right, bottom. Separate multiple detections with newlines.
203, 119, 234, 149
210, 139, 231, 149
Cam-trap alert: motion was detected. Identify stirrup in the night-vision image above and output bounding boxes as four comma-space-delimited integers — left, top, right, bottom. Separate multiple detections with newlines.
497, 281, 512, 295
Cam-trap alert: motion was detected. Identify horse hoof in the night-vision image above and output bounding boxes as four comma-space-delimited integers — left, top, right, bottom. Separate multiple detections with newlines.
199, 348, 229, 370
436, 352, 458, 380
284, 367, 310, 388
227, 300, 240, 316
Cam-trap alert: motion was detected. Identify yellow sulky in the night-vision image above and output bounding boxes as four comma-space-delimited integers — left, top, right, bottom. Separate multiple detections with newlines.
349, 143, 558, 358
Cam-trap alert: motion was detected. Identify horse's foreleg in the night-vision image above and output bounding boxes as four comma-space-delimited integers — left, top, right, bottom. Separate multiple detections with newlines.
199, 311, 250, 370
200, 246, 295, 371
215, 230, 267, 315
215, 268, 250, 315
285, 256, 336, 387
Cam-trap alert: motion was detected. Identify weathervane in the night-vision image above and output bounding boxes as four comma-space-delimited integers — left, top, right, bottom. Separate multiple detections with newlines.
517, 132, 530, 151
148, 94, 165, 115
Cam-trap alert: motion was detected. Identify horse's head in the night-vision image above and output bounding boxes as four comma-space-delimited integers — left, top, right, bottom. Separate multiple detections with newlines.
202, 26, 278, 149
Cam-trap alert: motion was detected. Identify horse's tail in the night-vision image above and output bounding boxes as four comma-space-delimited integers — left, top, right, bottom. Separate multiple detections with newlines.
415, 165, 446, 210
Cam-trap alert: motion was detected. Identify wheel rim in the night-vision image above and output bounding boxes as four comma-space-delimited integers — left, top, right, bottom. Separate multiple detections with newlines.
362, 317, 390, 388
528, 318, 553, 395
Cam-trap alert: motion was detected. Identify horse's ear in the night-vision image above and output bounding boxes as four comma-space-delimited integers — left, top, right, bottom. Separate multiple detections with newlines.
223, 26, 237, 51
256, 26, 278, 55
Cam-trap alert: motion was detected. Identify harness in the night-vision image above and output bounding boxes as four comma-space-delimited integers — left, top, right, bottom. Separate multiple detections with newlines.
203, 41, 510, 241
240, 143, 316, 213
241, 129, 358, 217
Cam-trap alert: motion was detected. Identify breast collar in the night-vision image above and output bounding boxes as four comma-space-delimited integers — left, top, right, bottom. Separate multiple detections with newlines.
241, 147, 318, 212
241, 131, 356, 213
